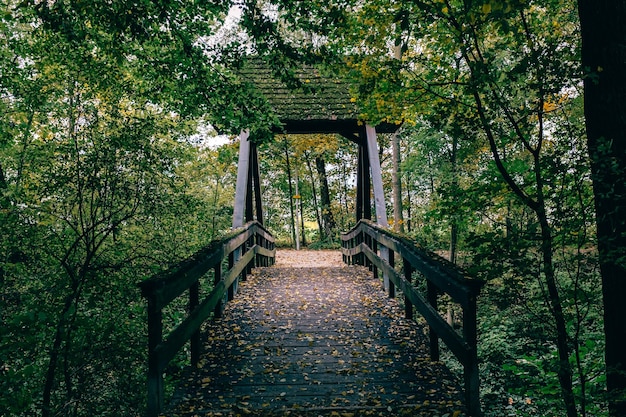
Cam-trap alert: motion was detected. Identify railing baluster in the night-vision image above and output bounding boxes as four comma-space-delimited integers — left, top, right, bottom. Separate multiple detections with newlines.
371, 238, 378, 279
427, 280, 440, 362
228, 251, 235, 301
146, 297, 163, 417
403, 258, 413, 319
190, 281, 200, 365
464, 294, 481, 417
388, 250, 395, 298
214, 262, 223, 319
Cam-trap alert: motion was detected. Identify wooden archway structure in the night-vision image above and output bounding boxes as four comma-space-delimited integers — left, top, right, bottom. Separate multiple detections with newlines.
232, 59, 401, 231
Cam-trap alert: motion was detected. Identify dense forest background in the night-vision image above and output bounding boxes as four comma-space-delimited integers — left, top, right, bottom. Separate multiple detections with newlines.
1, 1, 622, 417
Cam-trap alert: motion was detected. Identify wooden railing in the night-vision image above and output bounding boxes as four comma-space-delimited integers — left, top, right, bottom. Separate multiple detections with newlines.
138, 221, 275, 417
341, 220, 484, 417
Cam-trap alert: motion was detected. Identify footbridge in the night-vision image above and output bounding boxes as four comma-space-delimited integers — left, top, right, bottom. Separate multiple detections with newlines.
139, 221, 483, 417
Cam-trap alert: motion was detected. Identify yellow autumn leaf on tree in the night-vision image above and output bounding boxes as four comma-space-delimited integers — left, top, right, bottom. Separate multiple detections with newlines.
482, 3, 492, 14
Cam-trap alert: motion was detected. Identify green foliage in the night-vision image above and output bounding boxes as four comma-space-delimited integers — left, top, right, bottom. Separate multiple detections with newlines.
0, 1, 246, 415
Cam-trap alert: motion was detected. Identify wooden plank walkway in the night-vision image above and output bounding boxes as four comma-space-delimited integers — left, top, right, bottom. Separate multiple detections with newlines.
164, 250, 466, 417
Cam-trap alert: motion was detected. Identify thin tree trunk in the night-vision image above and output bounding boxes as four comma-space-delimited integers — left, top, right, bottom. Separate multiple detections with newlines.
210, 176, 221, 239
283, 139, 296, 246
304, 153, 323, 240
315, 156, 336, 241
404, 174, 412, 233
341, 157, 350, 228
299, 194, 306, 247
391, 131, 405, 233
43, 282, 80, 417
449, 135, 459, 264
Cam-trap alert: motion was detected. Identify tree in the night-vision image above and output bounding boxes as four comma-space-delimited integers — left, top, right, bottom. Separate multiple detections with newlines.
578, 2, 626, 415
0, 1, 279, 415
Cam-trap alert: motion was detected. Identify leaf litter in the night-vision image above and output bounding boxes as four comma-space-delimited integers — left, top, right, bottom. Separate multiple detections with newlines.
164, 250, 466, 416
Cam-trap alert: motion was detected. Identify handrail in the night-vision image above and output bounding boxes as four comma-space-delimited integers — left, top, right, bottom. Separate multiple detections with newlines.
138, 220, 275, 417
341, 219, 484, 417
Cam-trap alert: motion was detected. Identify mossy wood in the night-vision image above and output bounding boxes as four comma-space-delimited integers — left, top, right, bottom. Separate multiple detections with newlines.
240, 57, 400, 137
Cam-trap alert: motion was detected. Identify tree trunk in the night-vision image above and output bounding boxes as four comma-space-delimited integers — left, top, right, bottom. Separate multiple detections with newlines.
42, 282, 80, 417
299, 192, 306, 246
472, 77, 577, 416
537, 203, 577, 417
449, 135, 459, 264
578, 3, 626, 415
404, 174, 412, 233
315, 156, 336, 241
304, 153, 323, 241
283, 139, 297, 246
391, 131, 405, 233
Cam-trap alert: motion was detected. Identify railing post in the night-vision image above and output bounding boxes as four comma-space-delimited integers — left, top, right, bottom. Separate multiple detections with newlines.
427, 280, 440, 361
464, 294, 482, 416
388, 250, 395, 298
356, 231, 365, 266
246, 235, 254, 275
363, 232, 372, 271
403, 259, 413, 319
371, 238, 378, 279
240, 243, 248, 282
146, 297, 163, 417
189, 281, 200, 366
214, 263, 224, 319
267, 241, 276, 266
255, 233, 261, 267
228, 251, 236, 301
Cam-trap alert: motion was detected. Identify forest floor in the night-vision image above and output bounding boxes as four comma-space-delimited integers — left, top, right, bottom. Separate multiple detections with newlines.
164, 250, 466, 417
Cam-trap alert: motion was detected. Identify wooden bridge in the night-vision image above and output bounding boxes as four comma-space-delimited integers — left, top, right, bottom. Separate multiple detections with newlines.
139, 221, 483, 417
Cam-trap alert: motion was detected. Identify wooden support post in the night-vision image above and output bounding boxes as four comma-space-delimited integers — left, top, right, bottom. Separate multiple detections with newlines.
233, 130, 250, 229
228, 252, 235, 301
189, 281, 200, 365
245, 154, 254, 223
232, 130, 250, 300
255, 233, 261, 267
241, 241, 248, 281
146, 298, 163, 417
403, 259, 414, 319
356, 145, 363, 221
356, 137, 372, 221
365, 233, 372, 270
365, 125, 388, 227
464, 294, 482, 416
247, 235, 254, 274
366, 124, 390, 290
427, 280, 440, 361
213, 263, 224, 318
372, 238, 378, 278
388, 250, 396, 298
251, 143, 264, 225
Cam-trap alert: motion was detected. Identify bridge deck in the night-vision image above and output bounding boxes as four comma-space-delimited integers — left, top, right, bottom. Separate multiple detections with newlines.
165, 250, 466, 416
